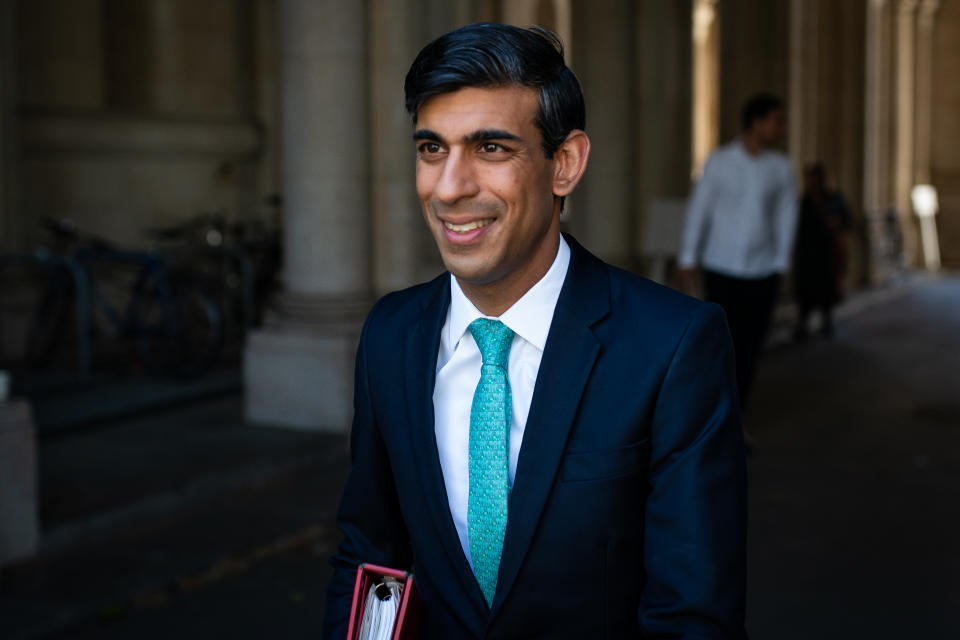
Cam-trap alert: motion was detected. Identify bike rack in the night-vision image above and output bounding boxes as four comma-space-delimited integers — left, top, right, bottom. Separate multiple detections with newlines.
0, 251, 93, 378
166, 244, 256, 329
225, 244, 256, 329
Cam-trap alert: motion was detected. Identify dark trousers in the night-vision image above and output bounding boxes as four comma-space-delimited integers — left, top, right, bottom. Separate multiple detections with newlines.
702, 270, 781, 410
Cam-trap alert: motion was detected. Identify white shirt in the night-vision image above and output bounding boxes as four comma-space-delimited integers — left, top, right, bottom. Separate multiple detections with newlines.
433, 235, 570, 569
678, 139, 799, 278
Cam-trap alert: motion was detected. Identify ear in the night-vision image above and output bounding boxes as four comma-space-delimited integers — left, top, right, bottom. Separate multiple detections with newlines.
552, 130, 590, 198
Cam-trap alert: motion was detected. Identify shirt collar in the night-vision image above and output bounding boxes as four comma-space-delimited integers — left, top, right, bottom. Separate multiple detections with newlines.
445, 234, 570, 353
736, 137, 772, 160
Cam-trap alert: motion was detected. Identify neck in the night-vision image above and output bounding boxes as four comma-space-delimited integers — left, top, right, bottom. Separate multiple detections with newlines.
458, 231, 561, 317
741, 132, 763, 155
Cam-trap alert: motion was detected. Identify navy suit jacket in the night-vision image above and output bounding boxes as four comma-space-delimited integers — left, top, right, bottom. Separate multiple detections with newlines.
324, 236, 747, 639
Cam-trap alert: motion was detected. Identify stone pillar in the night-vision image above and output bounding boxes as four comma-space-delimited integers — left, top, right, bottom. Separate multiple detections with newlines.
793, 0, 866, 285
0, 0, 18, 250
864, 0, 894, 282
104, 0, 246, 117
0, 399, 39, 565
914, 0, 941, 269
914, 0, 939, 186
788, 0, 819, 171
718, 0, 790, 143
369, 0, 421, 296
244, 0, 370, 431
253, 0, 281, 201
692, 0, 720, 178
863, 0, 891, 216
569, 0, 636, 269
500, 0, 572, 51
104, 0, 170, 112
893, 0, 919, 264
635, 0, 692, 259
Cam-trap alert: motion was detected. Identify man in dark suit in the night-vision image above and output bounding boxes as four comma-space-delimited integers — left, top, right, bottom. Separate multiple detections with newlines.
324, 23, 747, 639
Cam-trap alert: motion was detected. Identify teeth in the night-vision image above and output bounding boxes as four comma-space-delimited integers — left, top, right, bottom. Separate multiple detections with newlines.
444, 219, 493, 233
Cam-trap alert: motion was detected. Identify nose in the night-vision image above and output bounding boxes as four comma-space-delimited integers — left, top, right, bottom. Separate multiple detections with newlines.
433, 149, 479, 204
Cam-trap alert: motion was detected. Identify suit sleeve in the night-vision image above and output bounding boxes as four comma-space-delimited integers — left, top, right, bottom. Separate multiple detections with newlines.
323, 312, 413, 639
639, 303, 748, 639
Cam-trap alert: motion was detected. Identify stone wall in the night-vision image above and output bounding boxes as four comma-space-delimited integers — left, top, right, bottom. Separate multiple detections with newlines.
15, 0, 272, 250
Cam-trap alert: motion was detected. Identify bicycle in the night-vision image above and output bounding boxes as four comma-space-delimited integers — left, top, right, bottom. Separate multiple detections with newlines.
143, 197, 282, 337
25, 218, 224, 378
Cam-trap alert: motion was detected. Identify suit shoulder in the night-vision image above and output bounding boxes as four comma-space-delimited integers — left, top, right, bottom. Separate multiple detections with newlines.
604, 265, 725, 333
362, 273, 448, 337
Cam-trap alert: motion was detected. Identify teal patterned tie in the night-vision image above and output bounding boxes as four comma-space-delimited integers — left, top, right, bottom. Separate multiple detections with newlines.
467, 318, 514, 607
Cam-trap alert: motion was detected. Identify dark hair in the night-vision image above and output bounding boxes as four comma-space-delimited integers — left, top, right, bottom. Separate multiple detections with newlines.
740, 93, 784, 131
404, 22, 585, 159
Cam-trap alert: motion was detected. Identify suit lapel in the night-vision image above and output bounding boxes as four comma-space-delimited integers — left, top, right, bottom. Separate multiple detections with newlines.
492, 236, 610, 616
403, 276, 490, 621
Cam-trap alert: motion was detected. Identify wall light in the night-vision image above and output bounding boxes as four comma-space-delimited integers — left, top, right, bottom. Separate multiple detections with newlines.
911, 184, 941, 270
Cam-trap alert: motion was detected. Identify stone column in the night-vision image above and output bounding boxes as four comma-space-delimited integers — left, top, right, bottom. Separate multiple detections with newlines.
692, 0, 720, 178
569, 0, 636, 269
914, 0, 941, 269
718, 0, 790, 143
795, 1, 866, 285
914, 0, 939, 186
893, 0, 919, 264
0, 399, 39, 565
863, 0, 891, 215
0, 0, 18, 250
244, 0, 371, 431
500, 0, 572, 50
369, 0, 421, 295
864, 0, 894, 282
788, 0, 820, 171
253, 0, 281, 201
635, 0, 692, 264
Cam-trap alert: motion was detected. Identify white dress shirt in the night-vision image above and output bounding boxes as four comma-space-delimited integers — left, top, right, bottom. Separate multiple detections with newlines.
678, 139, 799, 278
433, 234, 570, 569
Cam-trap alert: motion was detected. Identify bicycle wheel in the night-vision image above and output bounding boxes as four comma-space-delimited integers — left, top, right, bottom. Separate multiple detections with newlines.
24, 268, 73, 368
133, 281, 223, 378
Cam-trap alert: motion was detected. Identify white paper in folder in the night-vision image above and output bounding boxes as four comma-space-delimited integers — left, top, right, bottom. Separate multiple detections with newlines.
356, 578, 403, 640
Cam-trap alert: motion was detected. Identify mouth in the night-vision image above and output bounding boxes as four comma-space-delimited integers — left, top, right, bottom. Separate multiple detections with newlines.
439, 217, 495, 245
443, 218, 494, 234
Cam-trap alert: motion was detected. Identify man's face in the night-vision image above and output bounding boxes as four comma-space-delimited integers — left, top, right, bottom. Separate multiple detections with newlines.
754, 108, 787, 148
414, 86, 560, 291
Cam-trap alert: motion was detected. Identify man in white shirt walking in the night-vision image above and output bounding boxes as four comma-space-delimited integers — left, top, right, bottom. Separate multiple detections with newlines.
678, 94, 798, 410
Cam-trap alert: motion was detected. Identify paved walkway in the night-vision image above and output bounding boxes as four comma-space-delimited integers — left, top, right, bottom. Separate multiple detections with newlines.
1, 274, 958, 638
746, 273, 960, 638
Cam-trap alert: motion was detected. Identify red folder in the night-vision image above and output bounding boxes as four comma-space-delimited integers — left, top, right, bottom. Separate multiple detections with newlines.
346, 563, 422, 640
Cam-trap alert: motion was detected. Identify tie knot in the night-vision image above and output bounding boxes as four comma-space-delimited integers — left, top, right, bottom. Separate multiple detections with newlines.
468, 318, 514, 368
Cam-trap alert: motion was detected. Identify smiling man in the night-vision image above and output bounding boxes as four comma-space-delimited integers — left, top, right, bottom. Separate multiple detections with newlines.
324, 23, 748, 639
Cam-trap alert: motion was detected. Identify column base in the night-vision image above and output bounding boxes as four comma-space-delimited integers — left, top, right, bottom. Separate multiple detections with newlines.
0, 399, 39, 566
243, 293, 369, 432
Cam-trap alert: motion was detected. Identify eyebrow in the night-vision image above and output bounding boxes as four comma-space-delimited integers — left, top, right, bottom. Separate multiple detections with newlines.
413, 128, 523, 145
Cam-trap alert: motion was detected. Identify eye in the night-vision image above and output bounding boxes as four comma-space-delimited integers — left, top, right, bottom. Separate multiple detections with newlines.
480, 142, 505, 153
417, 142, 443, 157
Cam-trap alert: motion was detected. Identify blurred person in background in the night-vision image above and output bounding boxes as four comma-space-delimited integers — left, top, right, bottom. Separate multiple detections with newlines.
792, 162, 852, 340
678, 93, 798, 411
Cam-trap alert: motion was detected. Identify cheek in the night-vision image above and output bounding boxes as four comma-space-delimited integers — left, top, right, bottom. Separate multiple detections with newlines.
415, 165, 437, 201
415, 176, 429, 201
490, 166, 541, 205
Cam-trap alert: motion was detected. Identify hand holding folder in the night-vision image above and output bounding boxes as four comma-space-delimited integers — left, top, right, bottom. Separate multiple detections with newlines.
346, 564, 421, 640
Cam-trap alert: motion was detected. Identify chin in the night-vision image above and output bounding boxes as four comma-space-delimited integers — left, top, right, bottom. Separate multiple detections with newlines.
443, 256, 499, 286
